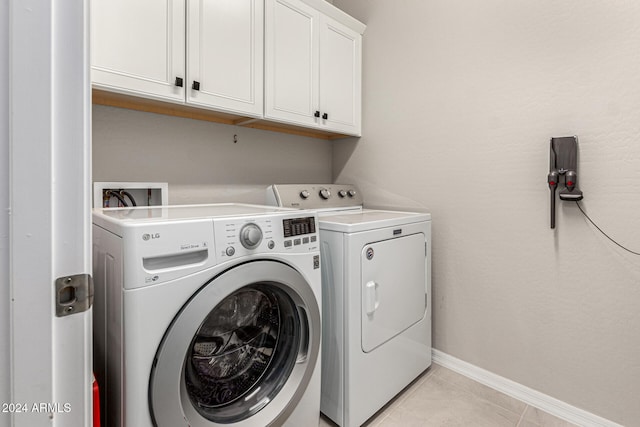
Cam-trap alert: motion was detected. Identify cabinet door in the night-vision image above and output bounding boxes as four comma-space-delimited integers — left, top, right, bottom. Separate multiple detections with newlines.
91, 0, 186, 102
187, 0, 264, 117
264, 0, 319, 127
319, 15, 362, 136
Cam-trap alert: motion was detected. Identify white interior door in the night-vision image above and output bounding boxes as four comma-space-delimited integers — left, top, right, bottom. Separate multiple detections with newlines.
0, 0, 9, 422
7, 1, 92, 426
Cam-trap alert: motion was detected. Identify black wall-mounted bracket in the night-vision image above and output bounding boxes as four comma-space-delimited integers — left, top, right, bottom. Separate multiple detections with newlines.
548, 136, 583, 229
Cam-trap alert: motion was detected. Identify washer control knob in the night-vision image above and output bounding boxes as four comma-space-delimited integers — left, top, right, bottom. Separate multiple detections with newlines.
347, 189, 357, 198
300, 190, 310, 199
338, 190, 347, 198
319, 188, 331, 200
225, 246, 236, 256
267, 240, 275, 249
239, 223, 263, 249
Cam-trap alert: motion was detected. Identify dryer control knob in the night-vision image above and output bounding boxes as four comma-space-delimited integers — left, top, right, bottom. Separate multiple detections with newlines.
338, 190, 347, 198
300, 190, 310, 199
319, 188, 331, 200
239, 223, 263, 249
347, 189, 357, 198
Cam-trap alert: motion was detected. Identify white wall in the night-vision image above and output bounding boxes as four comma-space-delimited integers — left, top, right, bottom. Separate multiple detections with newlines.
0, 0, 10, 424
92, 105, 333, 205
332, 1, 640, 425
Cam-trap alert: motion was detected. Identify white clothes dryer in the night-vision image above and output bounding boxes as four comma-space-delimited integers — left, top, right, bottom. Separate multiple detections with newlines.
92, 204, 322, 427
267, 185, 432, 427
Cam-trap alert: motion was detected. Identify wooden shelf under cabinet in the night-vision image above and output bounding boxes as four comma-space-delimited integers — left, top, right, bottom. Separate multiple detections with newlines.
92, 89, 351, 141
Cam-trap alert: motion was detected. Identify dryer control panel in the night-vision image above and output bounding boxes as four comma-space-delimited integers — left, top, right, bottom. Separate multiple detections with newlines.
267, 184, 364, 209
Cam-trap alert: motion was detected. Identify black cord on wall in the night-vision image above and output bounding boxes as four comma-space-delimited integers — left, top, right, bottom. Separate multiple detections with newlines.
120, 190, 137, 206
106, 190, 128, 207
575, 201, 640, 256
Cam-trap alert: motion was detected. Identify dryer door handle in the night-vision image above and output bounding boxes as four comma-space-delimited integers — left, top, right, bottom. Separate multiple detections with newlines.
365, 281, 380, 316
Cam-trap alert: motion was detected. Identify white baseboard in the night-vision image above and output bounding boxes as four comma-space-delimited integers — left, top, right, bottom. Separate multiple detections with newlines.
432, 349, 622, 427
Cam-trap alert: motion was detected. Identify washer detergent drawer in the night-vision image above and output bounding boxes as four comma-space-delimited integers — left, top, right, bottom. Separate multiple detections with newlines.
361, 233, 426, 352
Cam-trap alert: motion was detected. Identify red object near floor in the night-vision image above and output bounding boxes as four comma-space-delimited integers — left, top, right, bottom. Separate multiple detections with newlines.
93, 374, 100, 427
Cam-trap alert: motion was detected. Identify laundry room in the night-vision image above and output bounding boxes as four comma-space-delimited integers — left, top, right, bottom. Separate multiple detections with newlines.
3, 1, 640, 427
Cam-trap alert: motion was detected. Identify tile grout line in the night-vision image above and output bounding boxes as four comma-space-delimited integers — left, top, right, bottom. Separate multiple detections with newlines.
433, 350, 617, 427
369, 365, 438, 426
431, 364, 525, 420
515, 405, 529, 427
369, 409, 392, 427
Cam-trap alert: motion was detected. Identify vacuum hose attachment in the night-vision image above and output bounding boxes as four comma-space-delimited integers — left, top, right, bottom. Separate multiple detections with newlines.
547, 170, 558, 229
548, 137, 583, 229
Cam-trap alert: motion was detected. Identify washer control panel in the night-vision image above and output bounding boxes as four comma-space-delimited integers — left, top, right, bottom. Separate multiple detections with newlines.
267, 184, 364, 209
214, 212, 319, 261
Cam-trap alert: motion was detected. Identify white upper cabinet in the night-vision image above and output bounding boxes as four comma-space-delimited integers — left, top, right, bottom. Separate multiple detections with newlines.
264, 0, 319, 128
92, 0, 264, 117
91, 0, 186, 102
187, 0, 264, 116
92, 0, 365, 137
265, 0, 364, 136
319, 14, 362, 136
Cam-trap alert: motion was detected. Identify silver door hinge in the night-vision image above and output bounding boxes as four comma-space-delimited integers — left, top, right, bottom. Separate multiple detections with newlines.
55, 274, 94, 317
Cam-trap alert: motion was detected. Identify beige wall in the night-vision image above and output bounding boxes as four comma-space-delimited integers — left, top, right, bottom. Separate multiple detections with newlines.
332, 1, 640, 425
93, 105, 333, 205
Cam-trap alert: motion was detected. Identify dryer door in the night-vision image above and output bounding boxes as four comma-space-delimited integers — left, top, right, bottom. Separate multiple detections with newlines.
361, 233, 427, 352
149, 260, 320, 427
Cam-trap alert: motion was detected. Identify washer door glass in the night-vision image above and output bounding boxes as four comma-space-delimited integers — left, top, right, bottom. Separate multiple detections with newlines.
185, 284, 299, 423
149, 260, 320, 427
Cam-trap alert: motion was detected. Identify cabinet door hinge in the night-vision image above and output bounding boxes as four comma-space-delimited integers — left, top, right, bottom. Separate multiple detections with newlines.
55, 274, 94, 317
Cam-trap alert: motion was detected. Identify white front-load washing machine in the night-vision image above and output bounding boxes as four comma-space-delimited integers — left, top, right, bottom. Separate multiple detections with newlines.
92, 203, 322, 427
267, 185, 432, 427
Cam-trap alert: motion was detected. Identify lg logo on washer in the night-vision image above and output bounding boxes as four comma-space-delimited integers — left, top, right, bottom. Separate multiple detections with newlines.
142, 233, 160, 241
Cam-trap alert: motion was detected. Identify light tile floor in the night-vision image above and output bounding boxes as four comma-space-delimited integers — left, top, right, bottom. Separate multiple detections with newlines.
319, 363, 578, 427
